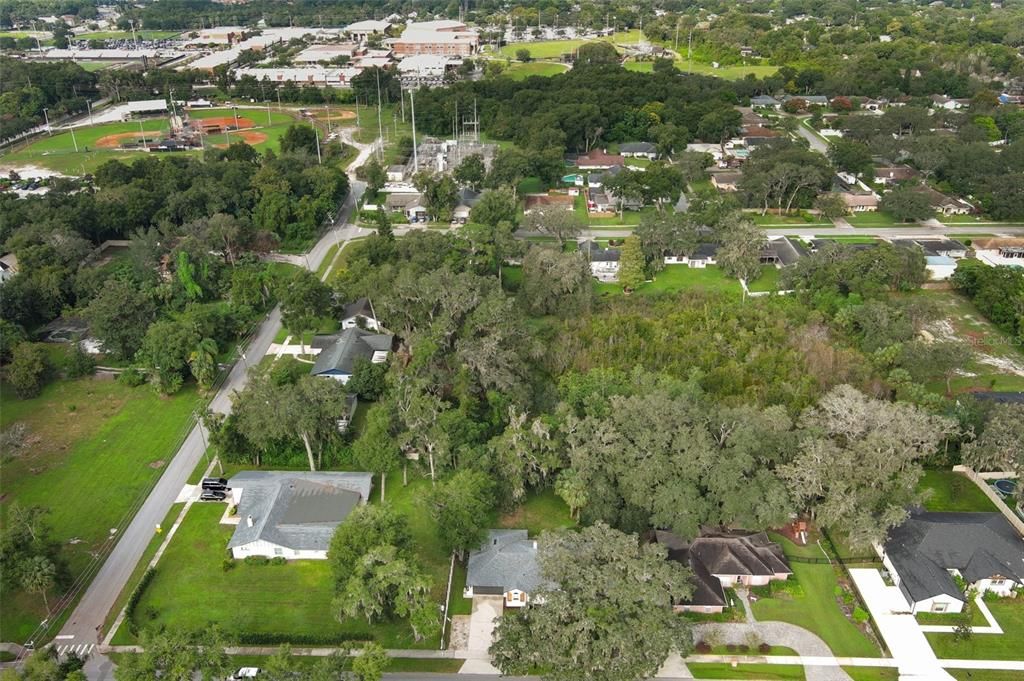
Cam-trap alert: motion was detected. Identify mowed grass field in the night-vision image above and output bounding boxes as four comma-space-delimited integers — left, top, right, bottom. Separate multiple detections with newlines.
0, 368, 201, 642
624, 59, 778, 80
594, 264, 744, 297
495, 29, 642, 60
502, 61, 570, 79
0, 108, 301, 174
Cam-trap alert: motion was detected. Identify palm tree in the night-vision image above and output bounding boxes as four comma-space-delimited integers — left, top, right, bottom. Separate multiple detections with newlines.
188, 338, 219, 390
20, 555, 56, 614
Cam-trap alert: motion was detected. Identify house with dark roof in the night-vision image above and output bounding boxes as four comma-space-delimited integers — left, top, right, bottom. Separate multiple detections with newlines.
619, 141, 657, 160
226, 471, 373, 559
750, 95, 781, 109
874, 165, 919, 186
653, 529, 792, 613
340, 298, 381, 331
465, 530, 554, 608
762, 236, 807, 267
710, 171, 742, 192
582, 239, 620, 281
881, 511, 1024, 614
310, 327, 393, 383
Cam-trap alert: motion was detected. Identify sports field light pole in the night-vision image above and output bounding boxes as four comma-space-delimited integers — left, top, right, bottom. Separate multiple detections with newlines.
139, 120, 147, 147
314, 125, 322, 164
232, 105, 240, 131
266, 101, 272, 127
42, 108, 51, 135
69, 125, 79, 152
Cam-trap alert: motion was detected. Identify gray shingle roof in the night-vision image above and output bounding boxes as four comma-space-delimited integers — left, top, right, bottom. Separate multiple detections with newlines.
311, 327, 393, 377
466, 530, 553, 594
226, 471, 373, 552
583, 239, 620, 262
620, 142, 657, 154
884, 511, 1024, 603
341, 298, 374, 321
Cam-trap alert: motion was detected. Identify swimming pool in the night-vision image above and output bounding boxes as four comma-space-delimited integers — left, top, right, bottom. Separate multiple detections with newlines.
994, 479, 1017, 496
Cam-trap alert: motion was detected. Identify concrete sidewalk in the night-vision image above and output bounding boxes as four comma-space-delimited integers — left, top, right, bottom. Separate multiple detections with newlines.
849, 568, 955, 680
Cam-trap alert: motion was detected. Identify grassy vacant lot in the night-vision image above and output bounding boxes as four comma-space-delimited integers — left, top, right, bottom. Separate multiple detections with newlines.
926, 599, 1024, 660
908, 290, 1024, 394
751, 536, 880, 658
595, 265, 743, 297
687, 663, 805, 679
0, 371, 200, 642
917, 470, 998, 513
750, 213, 828, 226
502, 61, 569, 79
495, 29, 641, 60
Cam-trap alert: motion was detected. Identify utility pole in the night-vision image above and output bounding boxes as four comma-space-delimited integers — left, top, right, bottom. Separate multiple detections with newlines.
42, 108, 51, 135
87, 99, 93, 126
139, 120, 147, 147
375, 68, 384, 161
410, 88, 419, 174
69, 125, 78, 152
688, 28, 694, 74
314, 125, 322, 164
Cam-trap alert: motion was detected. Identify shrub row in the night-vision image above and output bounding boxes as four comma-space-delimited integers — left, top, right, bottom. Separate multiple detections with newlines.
125, 568, 156, 634
232, 631, 369, 645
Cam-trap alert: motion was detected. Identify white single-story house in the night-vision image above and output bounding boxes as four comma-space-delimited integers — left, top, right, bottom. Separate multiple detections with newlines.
226, 471, 373, 559
665, 243, 719, 268
386, 165, 406, 182
582, 240, 620, 281
619, 141, 657, 160
465, 529, 553, 608
880, 511, 1024, 614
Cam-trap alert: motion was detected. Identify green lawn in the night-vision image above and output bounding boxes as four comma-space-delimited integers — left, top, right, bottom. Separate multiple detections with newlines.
113, 502, 434, 648
495, 30, 640, 60
77, 61, 114, 72
1, 374, 200, 642
496, 489, 575, 536
847, 212, 903, 227
917, 470, 998, 513
948, 671, 1024, 681
926, 599, 1024, 660
842, 668, 900, 681
751, 536, 880, 658
501, 61, 569, 79
916, 605, 987, 627
624, 59, 778, 80
595, 265, 743, 298
814, 236, 880, 244
116, 470, 564, 647
750, 213, 826, 226
687, 663, 805, 679
748, 266, 781, 293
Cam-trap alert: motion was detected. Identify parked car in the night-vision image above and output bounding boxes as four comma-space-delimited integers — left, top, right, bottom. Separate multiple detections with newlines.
231, 669, 260, 679
201, 477, 228, 490
200, 490, 226, 502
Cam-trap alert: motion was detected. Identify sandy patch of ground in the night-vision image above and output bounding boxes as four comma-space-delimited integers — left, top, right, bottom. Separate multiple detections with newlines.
927, 318, 1024, 377
0, 165, 70, 179
313, 109, 357, 121
211, 130, 268, 148
195, 116, 255, 130
96, 132, 150, 149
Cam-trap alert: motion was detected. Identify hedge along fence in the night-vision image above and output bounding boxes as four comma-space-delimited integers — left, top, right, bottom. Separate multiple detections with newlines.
820, 529, 889, 655
125, 568, 156, 634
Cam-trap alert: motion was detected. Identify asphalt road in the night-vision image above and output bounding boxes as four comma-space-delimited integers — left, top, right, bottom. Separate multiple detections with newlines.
53, 133, 373, 681
793, 118, 830, 155
513, 225, 1024, 240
